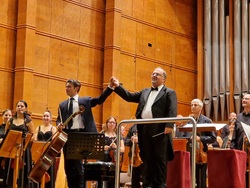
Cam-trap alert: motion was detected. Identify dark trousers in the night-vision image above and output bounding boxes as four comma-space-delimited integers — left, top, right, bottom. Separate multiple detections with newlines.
131, 163, 144, 188
141, 128, 168, 188
196, 163, 207, 188
63, 143, 84, 188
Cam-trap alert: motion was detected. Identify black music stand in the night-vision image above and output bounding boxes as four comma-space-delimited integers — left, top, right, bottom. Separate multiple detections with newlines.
65, 132, 106, 188
66, 132, 105, 161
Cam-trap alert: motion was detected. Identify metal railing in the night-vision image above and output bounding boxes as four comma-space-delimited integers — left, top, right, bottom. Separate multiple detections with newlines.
115, 117, 197, 188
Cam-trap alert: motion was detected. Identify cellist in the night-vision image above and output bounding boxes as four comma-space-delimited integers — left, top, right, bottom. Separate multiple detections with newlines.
124, 124, 143, 188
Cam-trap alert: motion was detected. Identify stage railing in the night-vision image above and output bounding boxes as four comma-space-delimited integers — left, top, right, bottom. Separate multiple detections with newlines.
115, 117, 197, 188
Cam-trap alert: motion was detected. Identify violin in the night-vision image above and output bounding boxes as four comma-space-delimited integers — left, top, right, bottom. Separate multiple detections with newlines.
130, 132, 142, 167
28, 106, 85, 183
109, 137, 117, 162
196, 140, 207, 164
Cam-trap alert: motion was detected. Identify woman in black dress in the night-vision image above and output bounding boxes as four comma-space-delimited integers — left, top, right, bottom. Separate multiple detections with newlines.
102, 116, 125, 163
0, 109, 12, 184
33, 110, 57, 188
5, 100, 34, 188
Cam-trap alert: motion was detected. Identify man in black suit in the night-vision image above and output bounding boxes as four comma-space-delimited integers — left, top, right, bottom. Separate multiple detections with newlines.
56, 79, 113, 188
111, 67, 177, 188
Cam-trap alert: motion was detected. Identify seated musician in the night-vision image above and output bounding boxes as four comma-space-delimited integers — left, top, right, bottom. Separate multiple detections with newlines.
220, 112, 237, 148
189, 99, 216, 188
32, 110, 57, 188
0, 109, 12, 184
124, 124, 144, 188
101, 116, 125, 163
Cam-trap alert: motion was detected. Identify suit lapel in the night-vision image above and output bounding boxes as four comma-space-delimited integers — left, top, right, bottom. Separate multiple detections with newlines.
144, 89, 151, 103
154, 86, 166, 103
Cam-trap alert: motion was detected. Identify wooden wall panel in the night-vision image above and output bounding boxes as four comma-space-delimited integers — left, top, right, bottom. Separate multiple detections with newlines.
177, 103, 192, 117
0, 72, 14, 108
175, 36, 196, 69
175, 2, 197, 36
155, 30, 174, 63
0, 27, 16, 69
0, 0, 18, 25
34, 35, 50, 73
48, 41, 79, 78
50, 0, 64, 35
174, 69, 196, 101
32, 76, 49, 113
120, 18, 136, 53
0, 0, 197, 133
78, 47, 103, 85
104, 0, 197, 118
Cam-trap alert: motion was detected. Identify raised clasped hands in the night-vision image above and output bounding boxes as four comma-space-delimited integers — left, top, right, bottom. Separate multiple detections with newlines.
109, 76, 119, 89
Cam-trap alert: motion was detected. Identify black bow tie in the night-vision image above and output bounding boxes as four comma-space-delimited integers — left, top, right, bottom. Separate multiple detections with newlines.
151, 87, 158, 91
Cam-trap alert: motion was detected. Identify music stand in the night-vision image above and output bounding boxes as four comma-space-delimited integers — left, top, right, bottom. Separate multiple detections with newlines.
30, 141, 51, 188
0, 130, 33, 188
179, 123, 226, 132
0, 130, 23, 158
66, 132, 105, 161
66, 132, 105, 188
31, 141, 51, 163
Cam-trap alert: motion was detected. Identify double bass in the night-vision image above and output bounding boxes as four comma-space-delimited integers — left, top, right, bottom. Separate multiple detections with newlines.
28, 106, 85, 183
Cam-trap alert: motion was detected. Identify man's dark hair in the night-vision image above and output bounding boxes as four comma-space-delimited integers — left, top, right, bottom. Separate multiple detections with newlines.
66, 79, 81, 92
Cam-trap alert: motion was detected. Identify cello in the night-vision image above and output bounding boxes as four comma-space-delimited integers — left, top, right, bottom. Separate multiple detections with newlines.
28, 106, 85, 183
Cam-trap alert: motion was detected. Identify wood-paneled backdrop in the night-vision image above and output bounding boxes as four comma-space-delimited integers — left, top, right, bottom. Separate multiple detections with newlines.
0, 0, 197, 130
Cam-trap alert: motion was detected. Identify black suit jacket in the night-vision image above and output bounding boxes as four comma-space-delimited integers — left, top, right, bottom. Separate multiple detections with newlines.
56, 87, 113, 132
114, 85, 177, 161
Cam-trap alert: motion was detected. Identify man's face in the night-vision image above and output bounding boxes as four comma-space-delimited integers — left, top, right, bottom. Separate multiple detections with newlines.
151, 68, 165, 87
66, 82, 78, 97
228, 113, 236, 122
242, 94, 250, 108
191, 102, 202, 114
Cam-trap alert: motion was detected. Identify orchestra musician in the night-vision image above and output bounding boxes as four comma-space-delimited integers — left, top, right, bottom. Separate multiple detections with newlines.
220, 112, 237, 149
101, 116, 125, 163
56, 79, 114, 188
4, 100, 34, 188
189, 99, 216, 188
32, 110, 57, 188
231, 94, 250, 150
0, 109, 12, 184
124, 124, 144, 188
231, 94, 250, 187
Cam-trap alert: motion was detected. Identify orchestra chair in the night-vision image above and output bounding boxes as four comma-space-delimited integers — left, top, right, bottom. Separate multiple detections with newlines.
207, 149, 246, 188
83, 161, 115, 188
167, 139, 191, 188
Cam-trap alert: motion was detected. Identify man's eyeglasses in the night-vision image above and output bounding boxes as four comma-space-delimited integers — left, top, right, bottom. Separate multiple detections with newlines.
242, 97, 250, 101
152, 73, 163, 77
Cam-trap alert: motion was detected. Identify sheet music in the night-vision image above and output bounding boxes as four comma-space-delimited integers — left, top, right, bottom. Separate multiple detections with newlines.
179, 123, 227, 131
241, 122, 250, 142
